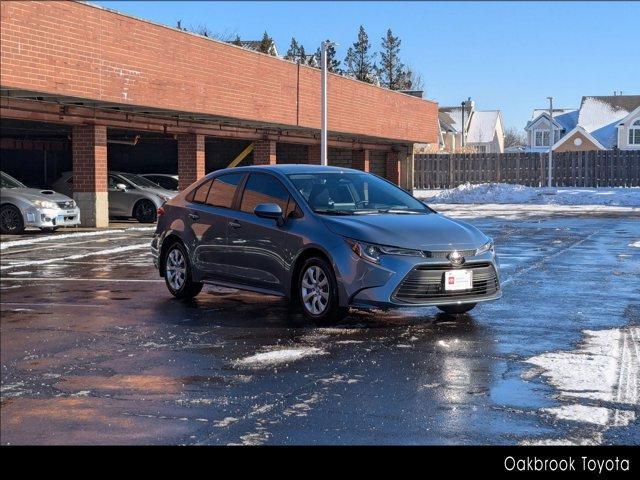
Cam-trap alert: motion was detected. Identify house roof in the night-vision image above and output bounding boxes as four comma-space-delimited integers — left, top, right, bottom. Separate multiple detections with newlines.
552, 125, 606, 151
438, 112, 457, 133
577, 95, 640, 148
466, 110, 501, 144
439, 105, 473, 133
528, 109, 578, 132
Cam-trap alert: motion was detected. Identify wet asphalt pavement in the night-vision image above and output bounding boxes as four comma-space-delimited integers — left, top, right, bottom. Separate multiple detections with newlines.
1, 210, 639, 445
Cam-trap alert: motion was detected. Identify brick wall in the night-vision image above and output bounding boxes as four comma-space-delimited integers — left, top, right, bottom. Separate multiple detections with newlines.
0, 1, 438, 144
276, 143, 308, 164
254, 140, 277, 165
329, 148, 353, 169
72, 125, 107, 193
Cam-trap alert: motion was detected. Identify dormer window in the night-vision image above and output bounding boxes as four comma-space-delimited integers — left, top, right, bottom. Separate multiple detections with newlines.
629, 119, 640, 145
534, 129, 561, 147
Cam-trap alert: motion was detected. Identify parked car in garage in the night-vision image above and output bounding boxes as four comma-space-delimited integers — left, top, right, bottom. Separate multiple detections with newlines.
52, 171, 176, 223
151, 165, 501, 324
1, 170, 81, 234
141, 174, 179, 191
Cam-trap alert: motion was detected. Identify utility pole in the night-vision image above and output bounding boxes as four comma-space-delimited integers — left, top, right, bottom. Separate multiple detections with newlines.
461, 100, 466, 148
547, 96, 554, 188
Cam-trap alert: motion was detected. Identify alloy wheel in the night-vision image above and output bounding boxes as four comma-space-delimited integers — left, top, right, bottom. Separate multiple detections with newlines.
166, 247, 186, 290
1, 207, 21, 232
301, 265, 330, 315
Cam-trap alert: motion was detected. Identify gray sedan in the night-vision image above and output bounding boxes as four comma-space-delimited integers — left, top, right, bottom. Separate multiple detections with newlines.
1, 171, 81, 234
53, 171, 176, 223
151, 165, 501, 323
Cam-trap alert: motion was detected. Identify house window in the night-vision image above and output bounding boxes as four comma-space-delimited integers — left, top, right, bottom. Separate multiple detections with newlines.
534, 130, 550, 147
629, 119, 640, 145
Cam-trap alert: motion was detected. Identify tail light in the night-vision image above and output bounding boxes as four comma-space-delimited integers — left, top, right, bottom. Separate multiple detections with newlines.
157, 206, 165, 216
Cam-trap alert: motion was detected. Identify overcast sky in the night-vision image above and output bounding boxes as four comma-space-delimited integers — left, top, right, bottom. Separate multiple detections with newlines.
96, 1, 639, 130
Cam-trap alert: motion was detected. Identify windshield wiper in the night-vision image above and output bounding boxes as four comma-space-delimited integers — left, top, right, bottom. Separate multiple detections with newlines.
376, 208, 425, 214
314, 209, 357, 215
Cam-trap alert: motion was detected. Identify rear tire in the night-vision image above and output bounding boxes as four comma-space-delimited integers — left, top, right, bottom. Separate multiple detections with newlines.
298, 256, 348, 325
0, 204, 25, 234
437, 303, 476, 315
134, 199, 157, 223
163, 241, 203, 299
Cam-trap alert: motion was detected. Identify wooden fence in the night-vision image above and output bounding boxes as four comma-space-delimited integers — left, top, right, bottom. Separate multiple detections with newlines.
414, 150, 640, 189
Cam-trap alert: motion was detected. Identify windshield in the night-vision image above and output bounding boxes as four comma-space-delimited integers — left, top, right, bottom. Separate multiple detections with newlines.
288, 172, 430, 215
1, 171, 27, 189
118, 173, 165, 189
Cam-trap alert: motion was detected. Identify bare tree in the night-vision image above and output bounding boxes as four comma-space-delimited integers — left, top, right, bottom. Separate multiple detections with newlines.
504, 127, 526, 148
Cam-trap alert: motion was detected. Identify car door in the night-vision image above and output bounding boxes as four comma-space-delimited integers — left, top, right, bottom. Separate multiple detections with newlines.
107, 174, 131, 216
226, 172, 292, 292
188, 172, 244, 279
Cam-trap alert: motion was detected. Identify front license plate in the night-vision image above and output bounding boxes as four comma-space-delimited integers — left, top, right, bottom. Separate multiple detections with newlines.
444, 270, 473, 291
56, 214, 65, 224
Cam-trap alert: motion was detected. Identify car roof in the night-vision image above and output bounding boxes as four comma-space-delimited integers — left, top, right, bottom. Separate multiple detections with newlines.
212, 164, 363, 176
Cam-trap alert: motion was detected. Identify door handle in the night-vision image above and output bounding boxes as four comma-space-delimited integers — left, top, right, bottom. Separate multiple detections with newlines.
188, 213, 200, 221
228, 219, 242, 229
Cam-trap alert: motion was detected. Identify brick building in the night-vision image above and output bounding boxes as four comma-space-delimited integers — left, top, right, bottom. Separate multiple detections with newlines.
0, 1, 438, 226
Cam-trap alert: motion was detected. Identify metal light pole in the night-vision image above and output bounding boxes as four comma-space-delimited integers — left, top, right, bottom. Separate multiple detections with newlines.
320, 41, 330, 166
460, 100, 466, 148
547, 96, 554, 188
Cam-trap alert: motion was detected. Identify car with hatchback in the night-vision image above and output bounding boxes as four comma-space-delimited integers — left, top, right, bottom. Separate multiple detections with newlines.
151, 165, 501, 323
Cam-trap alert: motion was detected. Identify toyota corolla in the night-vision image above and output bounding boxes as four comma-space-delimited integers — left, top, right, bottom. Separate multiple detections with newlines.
151, 165, 501, 323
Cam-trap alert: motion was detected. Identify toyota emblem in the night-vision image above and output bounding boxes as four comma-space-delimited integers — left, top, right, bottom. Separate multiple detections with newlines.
448, 250, 465, 266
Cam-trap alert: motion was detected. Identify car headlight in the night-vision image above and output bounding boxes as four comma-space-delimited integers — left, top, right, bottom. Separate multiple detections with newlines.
346, 239, 424, 264
476, 240, 494, 255
32, 199, 58, 209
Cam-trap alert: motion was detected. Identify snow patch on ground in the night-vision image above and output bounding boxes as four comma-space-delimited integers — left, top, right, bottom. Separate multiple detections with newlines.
415, 183, 640, 207
523, 326, 639, 443
0, 227, 154, 251
232, 347, 327, 368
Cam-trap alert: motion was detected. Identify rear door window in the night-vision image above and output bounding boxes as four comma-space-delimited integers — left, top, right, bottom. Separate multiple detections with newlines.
240, 173, 290, 214
189, 179, 212, 204
206, 173, 244, 209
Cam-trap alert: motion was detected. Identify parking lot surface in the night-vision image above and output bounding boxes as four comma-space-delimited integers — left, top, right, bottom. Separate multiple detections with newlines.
1, 210, 639, 445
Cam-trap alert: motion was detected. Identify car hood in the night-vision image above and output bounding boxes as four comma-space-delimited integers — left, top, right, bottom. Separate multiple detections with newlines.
321, 212, 489, 250
1, 187, 74, 203
138, 187, 176, 198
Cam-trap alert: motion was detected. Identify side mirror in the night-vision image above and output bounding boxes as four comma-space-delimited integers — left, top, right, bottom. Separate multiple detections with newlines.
115, 183, 128, 191
254, 203, 284, 226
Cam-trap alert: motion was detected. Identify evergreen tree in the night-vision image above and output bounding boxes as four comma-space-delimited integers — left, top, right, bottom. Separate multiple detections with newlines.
257, 31, 277, 56
314, 40, 341, 73
284, 37, 308, 64
344, 26, 375, 83
378, 29, 406, 90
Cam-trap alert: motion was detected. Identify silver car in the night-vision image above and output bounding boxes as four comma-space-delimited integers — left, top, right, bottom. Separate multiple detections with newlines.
141, 174, 179, 191
1, 171, 81, 234
53, 171, 176, 223
151, 165, 501, 323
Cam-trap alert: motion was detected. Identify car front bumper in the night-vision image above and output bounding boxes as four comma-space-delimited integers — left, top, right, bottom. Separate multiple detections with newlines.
23, 206, 81, 228
330, 243, 501, 309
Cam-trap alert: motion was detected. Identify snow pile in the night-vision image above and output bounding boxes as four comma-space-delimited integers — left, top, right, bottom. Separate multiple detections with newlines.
232, 347, 327, 368
418, 183, 640, 207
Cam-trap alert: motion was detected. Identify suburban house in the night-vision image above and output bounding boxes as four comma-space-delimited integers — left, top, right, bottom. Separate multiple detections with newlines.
435, 101, 505, 154
524, 95, 640, 152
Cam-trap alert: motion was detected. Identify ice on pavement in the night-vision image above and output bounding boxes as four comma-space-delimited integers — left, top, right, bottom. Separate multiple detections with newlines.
525, 327, 639, 429
233, 347, 327, 368
415, 183, 640, 207
0, 227, 155, 251
630, 241, 640, 248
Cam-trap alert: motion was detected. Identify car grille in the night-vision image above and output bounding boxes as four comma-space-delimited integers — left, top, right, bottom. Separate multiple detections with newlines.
423, 248, 477, 259
57, 200, 75, 209
393, 262, 499, 304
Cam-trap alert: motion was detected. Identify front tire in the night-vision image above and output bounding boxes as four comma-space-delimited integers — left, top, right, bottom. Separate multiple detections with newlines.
134, 199, 157, 223
163, 241, 203, 299
437, 303, 476, 315
298, 256, 347, 325
0, 204, 25, 234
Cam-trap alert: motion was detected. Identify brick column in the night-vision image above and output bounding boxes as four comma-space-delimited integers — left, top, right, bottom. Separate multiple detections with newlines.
385, 150, 401, 186
72, 125, 108, 227
253, 139, 277, 165
352, 149, 370, 172
177, 134, 205, 191
307, 144, 321, 165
